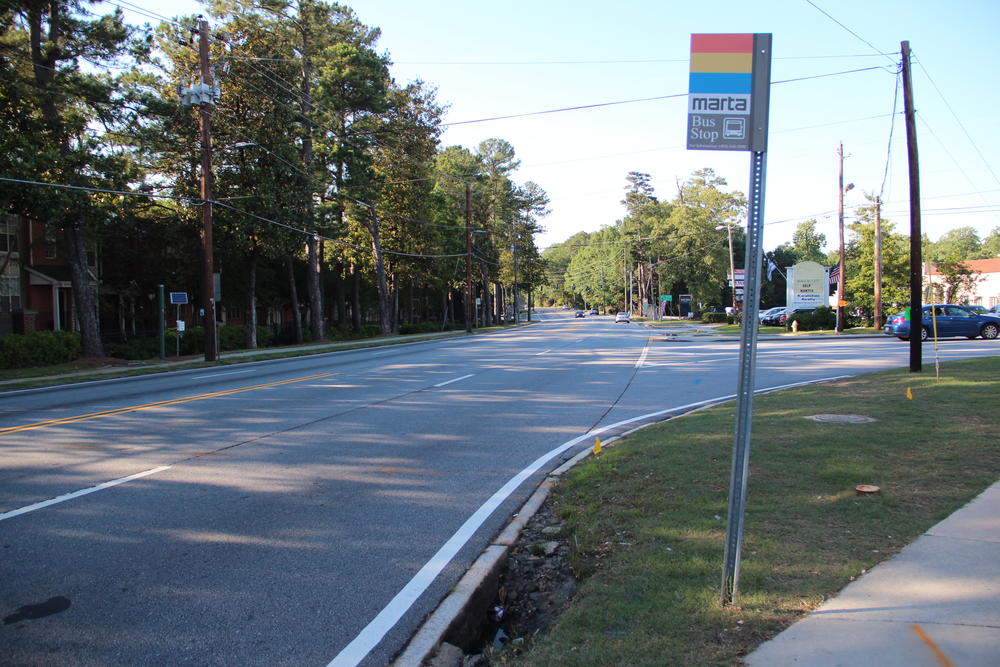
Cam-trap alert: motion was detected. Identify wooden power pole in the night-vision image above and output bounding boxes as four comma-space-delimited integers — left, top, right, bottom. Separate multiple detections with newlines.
197, 19, 218, 362
874, 195, 883, 328
901, 41, 922, 372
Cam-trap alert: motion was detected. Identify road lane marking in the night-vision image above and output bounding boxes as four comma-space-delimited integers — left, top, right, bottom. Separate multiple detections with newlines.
193, 369, 255, 379
0, 373, 336, 435
0, 466, 172, 522
534, 349, 552, 356
635, 340, 651, 368
433, 374, 474, 388
328, 373, 852, 666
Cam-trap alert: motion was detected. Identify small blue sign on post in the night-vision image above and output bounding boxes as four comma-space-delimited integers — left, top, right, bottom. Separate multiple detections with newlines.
169, 292, 188, 305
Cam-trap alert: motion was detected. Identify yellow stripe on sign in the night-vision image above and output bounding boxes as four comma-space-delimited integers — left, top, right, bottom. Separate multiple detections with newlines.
689, 52, 753, 73
0, 372, 336, 435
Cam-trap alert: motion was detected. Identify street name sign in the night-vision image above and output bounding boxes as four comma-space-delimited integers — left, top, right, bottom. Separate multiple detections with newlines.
687, 33, 772, 152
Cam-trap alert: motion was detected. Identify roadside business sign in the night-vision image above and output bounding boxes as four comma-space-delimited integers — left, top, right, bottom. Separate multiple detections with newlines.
169, 292, 188, 305
687, 33, 772, 152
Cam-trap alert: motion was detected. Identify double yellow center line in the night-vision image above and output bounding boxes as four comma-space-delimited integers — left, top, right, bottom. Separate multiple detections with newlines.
0, 372, 335, 436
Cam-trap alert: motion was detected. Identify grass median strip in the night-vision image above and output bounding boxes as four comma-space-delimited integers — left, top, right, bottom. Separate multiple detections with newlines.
507, 356, 1000, 666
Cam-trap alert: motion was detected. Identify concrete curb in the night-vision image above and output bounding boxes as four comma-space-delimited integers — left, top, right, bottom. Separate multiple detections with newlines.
392, 438, 620, 666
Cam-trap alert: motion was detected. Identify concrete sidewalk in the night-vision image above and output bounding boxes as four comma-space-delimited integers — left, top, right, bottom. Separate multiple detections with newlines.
746, 480, 1000, 667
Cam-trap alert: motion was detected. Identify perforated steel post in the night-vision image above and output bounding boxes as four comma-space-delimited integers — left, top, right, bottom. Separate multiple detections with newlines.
721, 149, 767, 606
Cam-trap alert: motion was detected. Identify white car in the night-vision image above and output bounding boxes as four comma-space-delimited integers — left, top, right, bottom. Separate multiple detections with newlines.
615, 312, 630, 323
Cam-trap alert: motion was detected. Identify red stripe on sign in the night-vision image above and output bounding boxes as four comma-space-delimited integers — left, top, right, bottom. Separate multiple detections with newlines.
691, 34, 753, 54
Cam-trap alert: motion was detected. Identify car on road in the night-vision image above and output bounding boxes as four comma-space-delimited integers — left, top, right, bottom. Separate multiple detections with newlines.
615, 312, 630, 323
991, 304, 1000, 316
575, 310, 585, 318
590, 307, 599, 315
883, 304, 1000, 341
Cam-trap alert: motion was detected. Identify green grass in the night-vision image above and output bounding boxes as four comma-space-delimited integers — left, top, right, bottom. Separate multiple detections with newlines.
508, 357, 1000, 666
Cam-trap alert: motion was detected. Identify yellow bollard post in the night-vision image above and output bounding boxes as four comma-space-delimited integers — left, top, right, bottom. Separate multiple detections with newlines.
906, 387, 913, 400
593, 437, 602, 455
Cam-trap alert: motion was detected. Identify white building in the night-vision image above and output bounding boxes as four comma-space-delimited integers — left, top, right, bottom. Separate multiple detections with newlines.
926, 258, 1000, 307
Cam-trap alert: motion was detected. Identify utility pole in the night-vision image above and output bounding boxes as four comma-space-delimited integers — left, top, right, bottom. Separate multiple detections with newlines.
836, 143, 846, 333
874, 196, 883, 328
197, 19, 218, 362
902, 40, 922, 372
465, 183, 473, 333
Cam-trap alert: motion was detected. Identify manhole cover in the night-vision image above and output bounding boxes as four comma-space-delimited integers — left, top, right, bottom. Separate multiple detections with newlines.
806, 414, 877, 423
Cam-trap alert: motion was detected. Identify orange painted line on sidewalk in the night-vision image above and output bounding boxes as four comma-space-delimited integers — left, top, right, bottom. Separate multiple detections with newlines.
0, 373, 336, 435
910, 624, 955, 667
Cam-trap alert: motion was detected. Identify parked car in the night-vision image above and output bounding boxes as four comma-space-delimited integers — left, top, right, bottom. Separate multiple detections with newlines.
758, 307, 785, 324
575, 310, 585, 318
778, 308, 818, 327
883, 304, 1000, 341
615, 312, 630, 323
991, 304, 1000, 316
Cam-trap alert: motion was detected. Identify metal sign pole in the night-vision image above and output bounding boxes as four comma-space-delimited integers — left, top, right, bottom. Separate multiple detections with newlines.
721, 149, 767, 605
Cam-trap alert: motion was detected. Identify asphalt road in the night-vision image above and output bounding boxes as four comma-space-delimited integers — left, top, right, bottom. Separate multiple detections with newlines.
2, 310, 998, 665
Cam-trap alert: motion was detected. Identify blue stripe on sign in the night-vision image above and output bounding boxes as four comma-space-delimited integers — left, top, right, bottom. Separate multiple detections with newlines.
688, 72, 752, 94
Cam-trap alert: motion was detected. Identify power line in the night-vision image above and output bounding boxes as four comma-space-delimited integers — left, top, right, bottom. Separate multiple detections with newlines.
396, 53, 891, 66
442, 66, 886, 126
880, 63, 902, 199
914, 58, 1000, 191
802, 0, 898, 65
0, 175, 188, 201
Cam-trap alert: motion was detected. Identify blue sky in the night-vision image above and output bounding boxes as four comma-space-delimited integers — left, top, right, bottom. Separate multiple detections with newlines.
108, 0, 1000, 254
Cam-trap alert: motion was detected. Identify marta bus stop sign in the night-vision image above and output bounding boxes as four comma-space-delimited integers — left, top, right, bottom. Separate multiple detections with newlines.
687, 33, 771, 152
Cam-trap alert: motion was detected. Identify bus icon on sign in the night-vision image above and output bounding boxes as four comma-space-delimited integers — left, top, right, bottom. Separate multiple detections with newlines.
723, 118, 746, 139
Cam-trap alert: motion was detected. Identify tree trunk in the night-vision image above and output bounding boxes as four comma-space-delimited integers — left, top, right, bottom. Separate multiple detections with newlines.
63, 227, 104, 357
350, 261, 361, 332
245, 249, 258, 349
306, 234, 323, 340
366, 209, 392, 335
494, 282, 503, 323
441, 289, 450, 330
286, 254, 303, 344
334, 261, 347, 326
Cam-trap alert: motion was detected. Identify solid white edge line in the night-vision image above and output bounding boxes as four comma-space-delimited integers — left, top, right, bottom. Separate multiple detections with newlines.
0, 465, 173, 522
325, 373, 851, 666
433, 374, 474, 388
327, 375, 851, 667
193, 370, 254, 379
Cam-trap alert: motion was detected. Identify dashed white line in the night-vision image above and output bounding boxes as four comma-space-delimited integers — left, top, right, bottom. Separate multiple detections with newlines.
635, 344, 650, 369
433, 374, 474, 388
0, 466, 173, 523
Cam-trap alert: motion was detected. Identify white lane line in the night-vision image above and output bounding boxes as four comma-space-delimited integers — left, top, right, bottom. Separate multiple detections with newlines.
433, 374, 474, 388
635, 344, 650, 369
193, 369, 254, 379
0, 466, 173, 523
327, 372, 853, 666
534, 349, 552, 356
